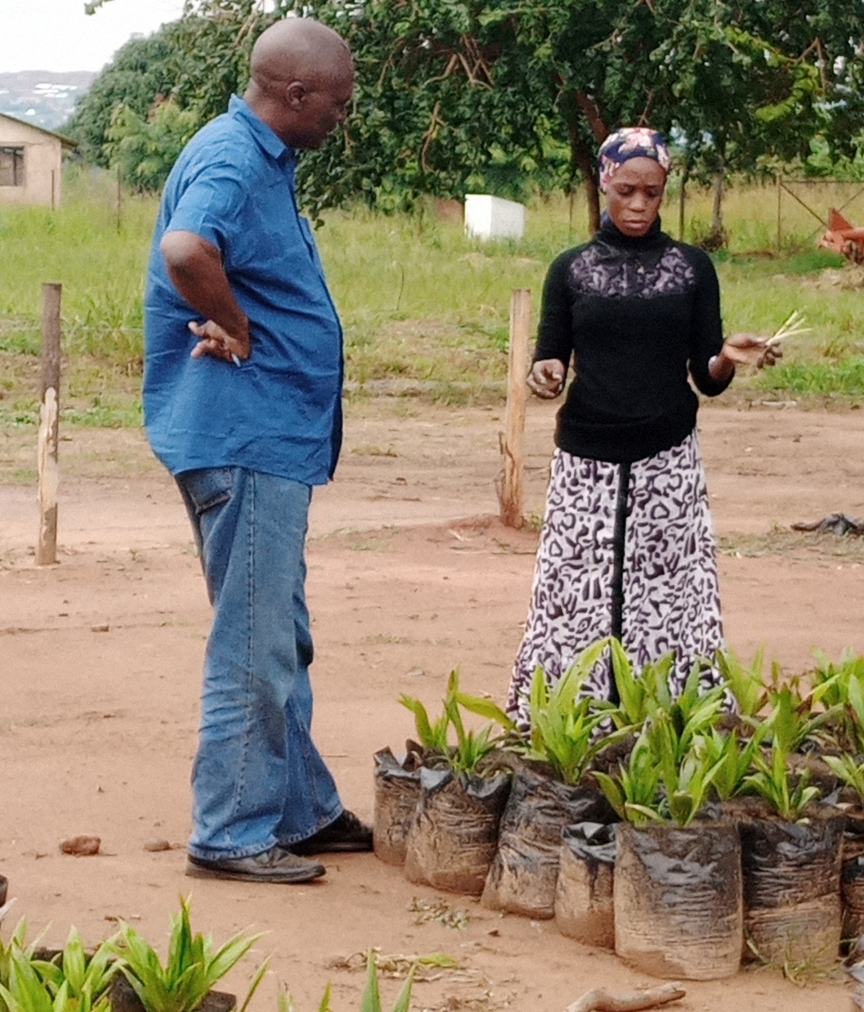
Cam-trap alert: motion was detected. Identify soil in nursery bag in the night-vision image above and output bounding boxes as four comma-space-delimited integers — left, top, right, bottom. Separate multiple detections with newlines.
614, 820, 743, 981
373, 745, 423, 866
554, 822, 615, 948
739, 809, 844, 969
111, 975, 236, 1012
403, 765, 510, 895
843, 813, 864, 941
481, 762, 616, 919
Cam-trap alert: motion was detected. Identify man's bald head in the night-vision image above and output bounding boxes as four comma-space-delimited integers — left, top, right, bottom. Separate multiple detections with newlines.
245, 17, 353, 150
251, 18, 352, 92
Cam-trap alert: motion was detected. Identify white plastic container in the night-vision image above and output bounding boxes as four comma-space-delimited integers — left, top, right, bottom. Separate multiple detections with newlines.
464, 194, 526, 241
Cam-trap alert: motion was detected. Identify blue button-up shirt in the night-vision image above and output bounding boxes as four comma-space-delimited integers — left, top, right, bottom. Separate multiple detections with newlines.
143, 96, 343, 484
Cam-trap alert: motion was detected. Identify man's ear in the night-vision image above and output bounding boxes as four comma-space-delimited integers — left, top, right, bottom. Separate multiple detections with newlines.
284, 81, 306, 108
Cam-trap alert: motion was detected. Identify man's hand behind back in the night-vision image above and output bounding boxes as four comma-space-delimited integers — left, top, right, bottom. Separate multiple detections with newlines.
188, 319, 250, 363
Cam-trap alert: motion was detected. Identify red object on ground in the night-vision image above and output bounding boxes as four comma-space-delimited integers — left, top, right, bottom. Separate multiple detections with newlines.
818, 208, 864, 262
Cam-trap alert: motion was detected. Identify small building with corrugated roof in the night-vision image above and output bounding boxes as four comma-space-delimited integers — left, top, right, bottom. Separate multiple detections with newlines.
0, 112, 77, 208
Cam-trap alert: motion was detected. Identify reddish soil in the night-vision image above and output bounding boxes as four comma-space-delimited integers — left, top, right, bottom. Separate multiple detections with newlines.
1, 397, 863, 1011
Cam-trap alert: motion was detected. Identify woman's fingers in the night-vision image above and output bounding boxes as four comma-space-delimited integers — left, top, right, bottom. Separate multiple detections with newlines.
527, 360, 566, 398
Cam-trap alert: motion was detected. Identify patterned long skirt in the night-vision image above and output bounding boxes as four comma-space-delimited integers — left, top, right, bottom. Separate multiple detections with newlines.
506, 430, 724, 729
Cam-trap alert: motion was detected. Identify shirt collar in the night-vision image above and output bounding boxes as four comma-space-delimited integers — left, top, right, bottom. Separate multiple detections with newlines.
228, 95, 296, 168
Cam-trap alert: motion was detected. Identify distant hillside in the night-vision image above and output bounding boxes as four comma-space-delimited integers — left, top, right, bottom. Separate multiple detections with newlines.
0, 71, 97, 132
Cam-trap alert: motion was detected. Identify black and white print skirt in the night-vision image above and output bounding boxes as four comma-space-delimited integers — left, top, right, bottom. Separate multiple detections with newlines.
506, 430, 724, 728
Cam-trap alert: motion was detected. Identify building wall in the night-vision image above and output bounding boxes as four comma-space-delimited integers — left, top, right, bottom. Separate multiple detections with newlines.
0, 117, 64, 208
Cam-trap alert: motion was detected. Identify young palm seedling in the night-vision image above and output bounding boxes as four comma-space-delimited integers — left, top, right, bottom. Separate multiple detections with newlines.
602, 642, 726, 744
696, 724, 769, 802
742, 746, 821, 822
766, 309, 810, 352
32, 929, 118, 1012
716, 647, 768, 719
110, 896, 267, 1012
822, 752, 864, 804
400, 671, 506, 775
519, 664, 631, 784
595, 711, 723, 827
0, 919, 40, 996
0, 944, 78, 1012
809, 648, 864, 753
593, 730, 663, 827
766, 683, 840, 755
603, 639, 674, 727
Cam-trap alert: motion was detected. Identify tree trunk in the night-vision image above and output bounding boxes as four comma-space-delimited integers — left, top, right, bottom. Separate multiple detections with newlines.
705, 168, 726, 250
678, 169, 688, 242
568, 125, 601, 234
559, 87, 605, 235
711, 170, 724, 235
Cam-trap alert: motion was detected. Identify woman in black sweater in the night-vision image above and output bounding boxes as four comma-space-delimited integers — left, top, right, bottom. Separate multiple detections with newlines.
506, 127, 779, 727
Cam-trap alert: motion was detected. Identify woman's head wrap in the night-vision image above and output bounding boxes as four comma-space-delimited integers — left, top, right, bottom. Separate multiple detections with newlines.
598, 127, 671, 193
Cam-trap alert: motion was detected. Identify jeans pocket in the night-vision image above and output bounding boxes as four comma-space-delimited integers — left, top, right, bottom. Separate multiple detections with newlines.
180, 468, 234, 516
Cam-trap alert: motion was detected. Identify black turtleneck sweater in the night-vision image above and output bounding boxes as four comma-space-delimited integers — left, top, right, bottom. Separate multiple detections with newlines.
535, 216, 732, 464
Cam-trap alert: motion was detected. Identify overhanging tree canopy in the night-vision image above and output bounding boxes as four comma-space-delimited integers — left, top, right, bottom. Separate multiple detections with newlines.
82, 0, 864, 231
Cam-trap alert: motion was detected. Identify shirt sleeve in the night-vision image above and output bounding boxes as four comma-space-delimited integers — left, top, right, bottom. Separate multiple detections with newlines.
162, 161, 249, 265
687, 246, 733, 397
533, 250, 576, 367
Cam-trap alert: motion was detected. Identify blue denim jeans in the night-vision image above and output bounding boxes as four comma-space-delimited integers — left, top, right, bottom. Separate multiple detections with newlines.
176, 467, 342, 860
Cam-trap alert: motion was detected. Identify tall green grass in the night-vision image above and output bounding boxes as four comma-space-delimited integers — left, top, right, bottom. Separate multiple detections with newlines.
2, 167, 864, 429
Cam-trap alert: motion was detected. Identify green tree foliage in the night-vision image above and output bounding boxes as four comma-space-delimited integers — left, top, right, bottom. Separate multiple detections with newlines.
106, 100, 201, 192
289, 0, 864, 226
65, 30, 185, 166
81, 0, 864, 227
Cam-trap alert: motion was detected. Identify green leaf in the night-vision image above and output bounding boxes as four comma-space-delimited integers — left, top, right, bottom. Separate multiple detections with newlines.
624, 803, 668, 826
359, 953, 381, 1012
390, 968, 415, 1012
593, 771, 627, 821
454, 693, 515, 731
398, 695, 436, 750
315, 984, 331, 1012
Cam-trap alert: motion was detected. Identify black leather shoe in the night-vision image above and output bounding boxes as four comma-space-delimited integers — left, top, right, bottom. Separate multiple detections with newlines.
291, 810, 373, 854
186, 845, 326, 883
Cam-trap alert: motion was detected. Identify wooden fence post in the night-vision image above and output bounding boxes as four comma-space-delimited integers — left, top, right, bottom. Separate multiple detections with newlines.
37, 282, 61, 566
499, 288, 531, 528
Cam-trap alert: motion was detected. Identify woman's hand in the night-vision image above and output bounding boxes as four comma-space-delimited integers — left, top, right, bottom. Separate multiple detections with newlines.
709, 332, 783, 382
527, 359, 566, 398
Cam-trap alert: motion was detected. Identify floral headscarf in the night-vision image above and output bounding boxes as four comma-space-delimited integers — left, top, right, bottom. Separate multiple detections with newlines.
597, 127, 671, 193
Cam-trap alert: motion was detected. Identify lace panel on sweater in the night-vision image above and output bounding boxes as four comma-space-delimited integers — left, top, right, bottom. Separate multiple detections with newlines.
568, 242, 695, 299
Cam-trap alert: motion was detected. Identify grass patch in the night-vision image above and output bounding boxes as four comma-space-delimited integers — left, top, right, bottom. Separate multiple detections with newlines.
3, 169, 864, 432
754, 358, 864, 396
719, 529, 864, 562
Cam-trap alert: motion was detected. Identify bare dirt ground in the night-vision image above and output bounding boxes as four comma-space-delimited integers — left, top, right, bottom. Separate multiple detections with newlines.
2, 396, 864, 1012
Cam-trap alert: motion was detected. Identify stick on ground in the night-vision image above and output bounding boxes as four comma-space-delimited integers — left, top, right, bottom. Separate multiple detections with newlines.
567, 982, 686, 1012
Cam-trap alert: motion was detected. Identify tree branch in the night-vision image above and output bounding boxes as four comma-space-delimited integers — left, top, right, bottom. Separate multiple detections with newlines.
575, 92, 607, 142
420, 100, 443, 173
567, 982, 686, 1012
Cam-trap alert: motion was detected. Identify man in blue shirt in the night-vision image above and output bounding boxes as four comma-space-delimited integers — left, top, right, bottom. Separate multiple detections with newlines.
143, 17, 370, 883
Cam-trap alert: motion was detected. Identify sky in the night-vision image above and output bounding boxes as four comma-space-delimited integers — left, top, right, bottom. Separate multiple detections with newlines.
2, 0, 189, 74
